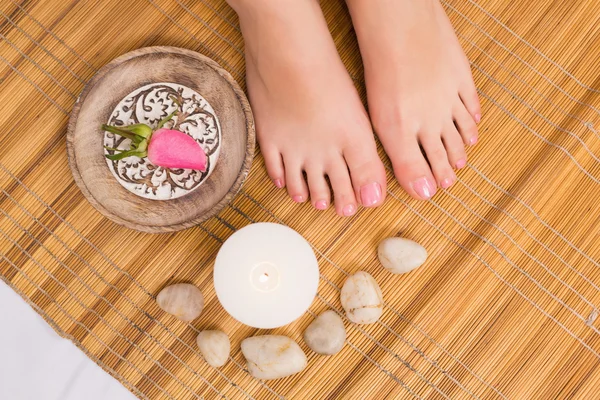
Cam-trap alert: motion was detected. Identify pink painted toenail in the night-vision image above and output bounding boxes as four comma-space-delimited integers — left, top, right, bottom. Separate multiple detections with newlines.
456, 159, 466, 169
441, 178, 454, 189
315, 200, 328, 210
475, 113, 481, 124
410, 177, 436, 200
292, 195, 304, 203
342, 204, 357, 217
469, 136, 478, 146
274, 179, 284, 188
360, 183, 382, 207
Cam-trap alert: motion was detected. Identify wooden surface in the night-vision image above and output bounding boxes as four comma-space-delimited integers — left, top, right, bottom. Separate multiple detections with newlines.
67, 46, 255, 233
2, 0, 600, 399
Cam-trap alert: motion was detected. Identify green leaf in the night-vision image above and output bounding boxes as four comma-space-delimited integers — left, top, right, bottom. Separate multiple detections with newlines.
101, 124, 142, 143
118, 123, 153, 139
135, 139, 148, 152
157, 109, 178, 130
104, 149, 147, 161
103, 146, 121, 152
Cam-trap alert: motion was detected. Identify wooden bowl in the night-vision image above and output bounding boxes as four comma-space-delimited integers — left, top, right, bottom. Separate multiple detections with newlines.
67, 47, 255, 233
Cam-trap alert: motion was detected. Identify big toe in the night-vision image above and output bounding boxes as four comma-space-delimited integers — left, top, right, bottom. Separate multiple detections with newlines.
387, 135, 437, 200
343, 138, 387, 208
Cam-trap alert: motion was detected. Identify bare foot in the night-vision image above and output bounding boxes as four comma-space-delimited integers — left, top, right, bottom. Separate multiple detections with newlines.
227, 0, 387, 216
346, 0, 481, 200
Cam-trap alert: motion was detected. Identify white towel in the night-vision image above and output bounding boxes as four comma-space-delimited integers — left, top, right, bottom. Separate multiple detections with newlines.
0, 280, 136, 400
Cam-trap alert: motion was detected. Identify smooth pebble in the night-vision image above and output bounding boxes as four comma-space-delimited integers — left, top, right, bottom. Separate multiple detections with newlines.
196, 330, 230, 368
241, 335, 307, 380
378, 237, 428, 274
340, 271, 383, 324
303, 310, 346, 355
156, 283, 204, 322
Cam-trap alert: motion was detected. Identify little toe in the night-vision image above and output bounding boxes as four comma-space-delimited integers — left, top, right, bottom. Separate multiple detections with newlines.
284, 158, 308, 203
442, 124, 467, 170
343, 139, 387, 208
262, 145, 286, 188
306, 166, 331, 210
388, 136, 437, 200
326, 157, 358, 217
459, 81, 482, 124
420, 134, 456, 189
454, 103, 479, 146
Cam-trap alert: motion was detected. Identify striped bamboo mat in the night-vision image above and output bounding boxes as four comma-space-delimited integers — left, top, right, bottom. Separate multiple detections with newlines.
2, 0, 600, 398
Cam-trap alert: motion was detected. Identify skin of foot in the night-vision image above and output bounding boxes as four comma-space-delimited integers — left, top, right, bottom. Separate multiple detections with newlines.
346, 0, 481, 200
226, 0, 387, 216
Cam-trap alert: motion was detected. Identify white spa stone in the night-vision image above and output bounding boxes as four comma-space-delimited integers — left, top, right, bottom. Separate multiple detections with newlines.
196, 330, 230, 368
156, 283, 204, 322
241, 335, 308, 380
377, 237, 428, 274
340, 271, 383, 325
104, 82, 221, 200
303, 310, 346, 355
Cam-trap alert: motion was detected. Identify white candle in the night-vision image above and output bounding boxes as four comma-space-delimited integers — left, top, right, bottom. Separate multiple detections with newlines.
214, 223, 319, 329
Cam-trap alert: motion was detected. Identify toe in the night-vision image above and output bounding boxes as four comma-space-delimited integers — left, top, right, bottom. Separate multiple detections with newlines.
454, 102, 479, 146
420, 133, 456, 190
387, 134, 437, 200
306, 165, 331, 210
459, 80, 482, 124
284, 157, 308, 203
442, 124, 467, 170
343, 138, 387, 208
262, 145, 286, 188
326, 157, 358, 217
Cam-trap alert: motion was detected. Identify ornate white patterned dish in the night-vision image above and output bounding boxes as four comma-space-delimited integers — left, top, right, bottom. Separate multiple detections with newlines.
104, 82, 222, 200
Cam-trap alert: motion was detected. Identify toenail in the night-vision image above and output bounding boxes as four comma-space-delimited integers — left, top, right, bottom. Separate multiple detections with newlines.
456, 159, 466, 169
441, 178, 454, 189
315, 200, 328, 210
360, 183, 383, 207
342, 204, 357, 217
274, 179, 284, 188
292, 195, 305, 203
475, 113, 481, 124
469, 136, 478, 146
410, 177, 436, 200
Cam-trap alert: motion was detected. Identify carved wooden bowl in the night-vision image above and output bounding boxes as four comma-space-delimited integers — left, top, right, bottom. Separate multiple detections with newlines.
67, 47, 255, 233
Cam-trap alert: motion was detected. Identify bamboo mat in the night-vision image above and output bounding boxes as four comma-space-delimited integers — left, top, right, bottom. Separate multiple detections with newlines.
2, 0, 600, 398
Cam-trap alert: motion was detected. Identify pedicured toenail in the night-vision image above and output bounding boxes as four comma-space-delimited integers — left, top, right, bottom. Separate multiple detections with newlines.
360, 183, 382, 207
475, 113, 481, 124
315, 200, 328, 210
441, 178, 454, 189
274, 179, 284, 188
292, 195, 305, 203
456, 159, 466, 169
342, 204, 357, 217
469, 136, 478, 146
411, 177, 436, 200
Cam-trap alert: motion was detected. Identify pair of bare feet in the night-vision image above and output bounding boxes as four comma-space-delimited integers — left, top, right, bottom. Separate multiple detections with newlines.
227, 0, 481, 217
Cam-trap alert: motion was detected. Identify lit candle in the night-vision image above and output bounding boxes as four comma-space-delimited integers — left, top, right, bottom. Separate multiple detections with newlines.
214, 223, 319, 329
